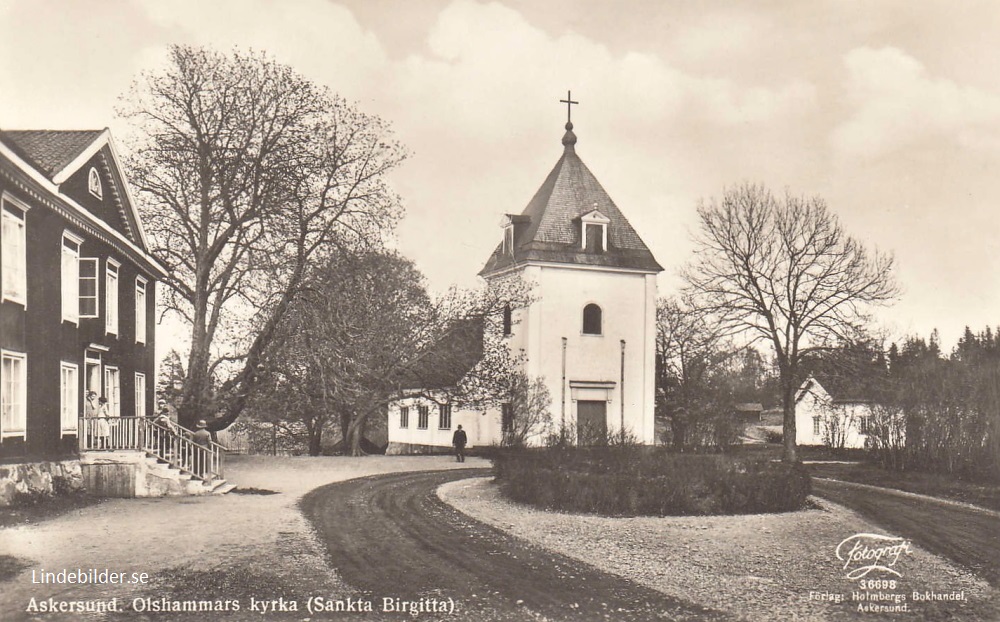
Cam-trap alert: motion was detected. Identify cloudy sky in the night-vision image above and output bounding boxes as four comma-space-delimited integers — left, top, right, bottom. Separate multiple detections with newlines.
2, 0, 998, 352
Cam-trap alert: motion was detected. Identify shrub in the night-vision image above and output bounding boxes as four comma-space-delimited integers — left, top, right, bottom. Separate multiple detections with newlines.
492, 447, 810, 516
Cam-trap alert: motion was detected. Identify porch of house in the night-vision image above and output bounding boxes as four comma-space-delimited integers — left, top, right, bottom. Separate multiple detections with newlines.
78, 416, 234, 497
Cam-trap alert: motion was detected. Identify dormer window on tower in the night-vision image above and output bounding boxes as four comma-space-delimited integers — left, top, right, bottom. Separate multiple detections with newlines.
88, 167, 103, 199
580, 209, 610, 254
499, 214, 530, 257
503, 224, 514, 255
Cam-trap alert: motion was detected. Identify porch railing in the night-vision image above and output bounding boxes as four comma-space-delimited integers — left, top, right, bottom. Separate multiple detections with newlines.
79, 417, 225, 482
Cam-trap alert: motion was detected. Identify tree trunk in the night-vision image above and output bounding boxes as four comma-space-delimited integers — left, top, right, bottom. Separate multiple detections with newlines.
781, 379, 799, 463
210, 268, 306, 432
179, 333, 212, 430
308, 427, 323, 457
346, 415, 366, 457
340, 410, 351, 449
670, 408, 686, 451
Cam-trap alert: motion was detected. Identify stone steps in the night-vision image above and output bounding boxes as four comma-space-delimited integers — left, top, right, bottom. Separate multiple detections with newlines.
81, 450, 233, 498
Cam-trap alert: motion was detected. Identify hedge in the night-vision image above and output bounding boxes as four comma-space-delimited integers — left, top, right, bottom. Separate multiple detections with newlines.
491, 447, 811, 516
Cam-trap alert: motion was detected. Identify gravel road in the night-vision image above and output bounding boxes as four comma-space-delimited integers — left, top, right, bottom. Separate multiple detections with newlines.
812, 477, 1000, 586
441, 476, 1000, 621
301, 468, 727, 622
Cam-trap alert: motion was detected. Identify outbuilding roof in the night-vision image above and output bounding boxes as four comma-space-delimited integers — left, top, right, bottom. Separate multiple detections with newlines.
396, 318, 485, 391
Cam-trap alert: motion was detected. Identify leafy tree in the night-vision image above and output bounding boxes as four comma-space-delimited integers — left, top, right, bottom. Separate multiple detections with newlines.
399, 276, 536, 440
251, 251, 533, 455
683, 183, 898, 462
155, 349, 186, 415
251, 251, 430, 455
121, 45, 405, 430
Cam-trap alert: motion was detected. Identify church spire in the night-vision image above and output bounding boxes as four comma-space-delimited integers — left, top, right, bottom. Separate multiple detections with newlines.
559, 90, 579, 152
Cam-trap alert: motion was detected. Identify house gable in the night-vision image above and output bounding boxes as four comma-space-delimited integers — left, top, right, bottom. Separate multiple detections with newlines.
60, 148, 141, 246
0, 129, 150, 254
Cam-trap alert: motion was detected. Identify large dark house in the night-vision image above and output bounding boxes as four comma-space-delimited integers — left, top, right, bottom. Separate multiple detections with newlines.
0, 128, 165, 463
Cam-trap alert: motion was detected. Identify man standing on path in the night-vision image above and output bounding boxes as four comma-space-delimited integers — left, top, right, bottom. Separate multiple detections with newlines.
452, 425, 467, 462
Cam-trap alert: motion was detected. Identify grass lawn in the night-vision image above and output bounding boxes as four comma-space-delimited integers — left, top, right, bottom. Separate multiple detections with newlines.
807, 461, 1000, 512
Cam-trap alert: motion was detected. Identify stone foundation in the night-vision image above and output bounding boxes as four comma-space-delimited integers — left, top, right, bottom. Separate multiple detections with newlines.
0, 460, 84, 506
80, 451, 212, 497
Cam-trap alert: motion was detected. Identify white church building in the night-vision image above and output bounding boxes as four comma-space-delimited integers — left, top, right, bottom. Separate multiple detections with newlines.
387, 110, 662, 453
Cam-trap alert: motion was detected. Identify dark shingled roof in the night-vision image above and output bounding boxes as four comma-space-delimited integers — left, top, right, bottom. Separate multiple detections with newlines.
0, 130, 104, 179
481, 124, 662, 276
798, 375, 873, 404
397, 318, 484, 391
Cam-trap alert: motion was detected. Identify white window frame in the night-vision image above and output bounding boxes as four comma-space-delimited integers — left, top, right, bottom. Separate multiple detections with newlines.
580, 210, 610, 251
1, 193, 29, 306
134, 372, 146, 418
417, 405, 429, 430
399, 406, 409, 429
104, 366, 120, 417
88, 167, 103, 199
105, 258, 120, 335
438, 404, 452, 430
61, 231, 84, 324
78, 257, 99, 318
84, 349, 103, 398
1, 350, 27, 438
60, 362, 78, 435
135, 276, 147, 344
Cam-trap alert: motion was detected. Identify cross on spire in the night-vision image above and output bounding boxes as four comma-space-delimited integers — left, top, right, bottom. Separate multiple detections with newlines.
559, 90, 579, 125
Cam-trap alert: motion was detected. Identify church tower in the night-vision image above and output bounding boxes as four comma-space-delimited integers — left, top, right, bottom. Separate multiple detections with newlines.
480, 98, 662, 444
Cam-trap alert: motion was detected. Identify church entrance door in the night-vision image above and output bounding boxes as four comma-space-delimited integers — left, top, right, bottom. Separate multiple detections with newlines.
577, 400, 607, 445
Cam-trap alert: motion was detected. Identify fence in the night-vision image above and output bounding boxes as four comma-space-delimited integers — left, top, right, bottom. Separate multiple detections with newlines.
79, 417, 224, 482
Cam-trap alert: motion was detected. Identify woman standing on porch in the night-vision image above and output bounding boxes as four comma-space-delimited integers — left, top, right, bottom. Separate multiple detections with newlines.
84, 391, 109, 449
97, 396, 114, 449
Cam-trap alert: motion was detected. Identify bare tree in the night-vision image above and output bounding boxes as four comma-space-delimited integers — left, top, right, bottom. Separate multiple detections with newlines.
683, 183, 898, 462
120, 45, 405, 430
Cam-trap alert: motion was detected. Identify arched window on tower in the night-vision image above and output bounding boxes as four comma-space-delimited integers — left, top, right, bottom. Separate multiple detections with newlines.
502, 304, 512, 336
582, 303, 602, 335
88, 167, 103, 200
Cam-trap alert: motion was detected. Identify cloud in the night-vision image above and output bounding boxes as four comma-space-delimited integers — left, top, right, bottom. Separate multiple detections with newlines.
133, 0, 388, 98
389, 0, 815, 143
832, 46, 1000, 160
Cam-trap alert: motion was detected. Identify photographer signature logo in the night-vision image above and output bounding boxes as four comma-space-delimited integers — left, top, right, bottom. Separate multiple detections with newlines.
836, 533, 913, 579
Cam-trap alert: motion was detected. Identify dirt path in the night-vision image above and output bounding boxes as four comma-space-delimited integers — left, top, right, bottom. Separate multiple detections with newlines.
0, 455, 486, 622
301, 469, 727, 622
813, 478, 1000, 586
